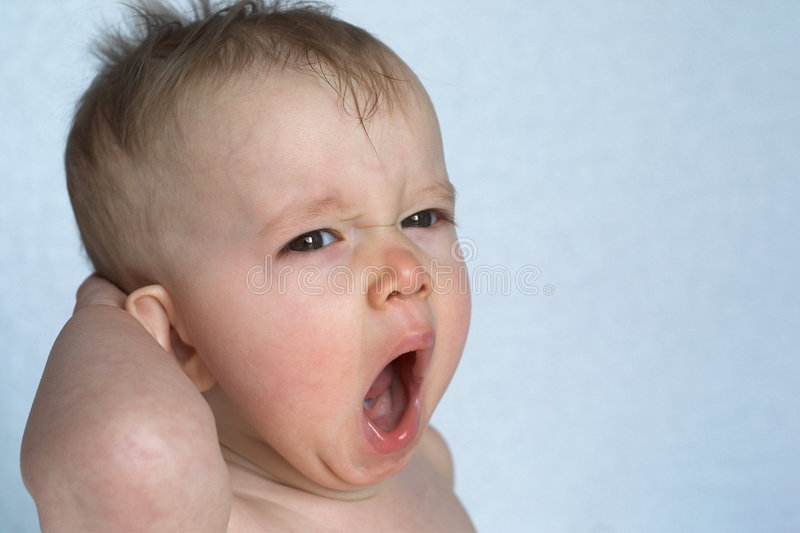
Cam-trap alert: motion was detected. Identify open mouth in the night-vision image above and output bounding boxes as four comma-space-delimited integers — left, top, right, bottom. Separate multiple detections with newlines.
362, 351, 417, 432
361, 348, 426, 455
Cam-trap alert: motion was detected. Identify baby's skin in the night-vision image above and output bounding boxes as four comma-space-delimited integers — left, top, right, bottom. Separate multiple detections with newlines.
22, 67, 475, 532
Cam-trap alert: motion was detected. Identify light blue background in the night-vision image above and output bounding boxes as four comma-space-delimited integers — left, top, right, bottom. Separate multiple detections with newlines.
2, 1, 799, 532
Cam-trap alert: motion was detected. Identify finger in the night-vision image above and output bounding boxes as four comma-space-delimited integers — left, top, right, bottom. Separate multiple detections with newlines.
74, 274, 127, 312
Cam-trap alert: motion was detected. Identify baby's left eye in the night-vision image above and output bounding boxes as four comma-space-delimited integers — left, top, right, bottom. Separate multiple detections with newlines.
401, 210, 440, 228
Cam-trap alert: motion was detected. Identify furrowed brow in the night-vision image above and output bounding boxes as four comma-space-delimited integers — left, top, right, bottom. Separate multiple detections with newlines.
259, 195, 345, 237
423, 181, 457, 203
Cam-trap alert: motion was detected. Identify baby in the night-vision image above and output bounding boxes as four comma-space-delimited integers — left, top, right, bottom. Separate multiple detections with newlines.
21, 1, 473, 531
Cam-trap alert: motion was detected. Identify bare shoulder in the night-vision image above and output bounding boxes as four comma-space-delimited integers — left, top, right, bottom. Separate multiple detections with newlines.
416, 425, 455, 486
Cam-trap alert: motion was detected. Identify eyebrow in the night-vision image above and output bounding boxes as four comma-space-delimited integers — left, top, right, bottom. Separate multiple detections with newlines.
258, 195, 346, 237
258, 180, 456, 237
423, 180, 457, 203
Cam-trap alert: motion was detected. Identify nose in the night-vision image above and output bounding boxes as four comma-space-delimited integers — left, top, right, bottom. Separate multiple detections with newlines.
365, 240, 432, 310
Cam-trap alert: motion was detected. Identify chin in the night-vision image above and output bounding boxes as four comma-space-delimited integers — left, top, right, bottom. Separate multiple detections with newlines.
320, 404, 431, 490
333, 442, 419, 489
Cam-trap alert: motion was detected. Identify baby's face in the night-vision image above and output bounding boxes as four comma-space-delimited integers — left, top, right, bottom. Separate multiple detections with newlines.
165, 70, 470, 490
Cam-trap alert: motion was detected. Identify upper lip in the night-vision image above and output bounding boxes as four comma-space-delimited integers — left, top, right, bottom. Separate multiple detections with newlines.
365, 327, 435, 397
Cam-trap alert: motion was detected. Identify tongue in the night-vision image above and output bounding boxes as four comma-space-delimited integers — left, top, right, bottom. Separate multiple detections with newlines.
363, 363, 407, 432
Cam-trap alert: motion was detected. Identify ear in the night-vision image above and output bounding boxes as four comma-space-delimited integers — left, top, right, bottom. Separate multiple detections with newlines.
125, 285, 217, 393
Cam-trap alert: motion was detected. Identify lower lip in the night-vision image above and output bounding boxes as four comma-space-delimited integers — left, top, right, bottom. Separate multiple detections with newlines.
361, 384, 423, 455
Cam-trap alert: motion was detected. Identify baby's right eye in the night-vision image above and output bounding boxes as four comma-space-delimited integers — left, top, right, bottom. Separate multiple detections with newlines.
283, 229, 338, 253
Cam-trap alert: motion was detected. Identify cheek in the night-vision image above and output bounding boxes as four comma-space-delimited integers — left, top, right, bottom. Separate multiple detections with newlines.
428, 233, 472, 317
437, 246, 472, 357
428, 245, 471, 372
184, 280, 360, 405
440, 281, 471, 359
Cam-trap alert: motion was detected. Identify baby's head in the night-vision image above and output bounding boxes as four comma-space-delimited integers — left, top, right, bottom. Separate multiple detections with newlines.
68, 0, 470, 491
69, 0, 409, 292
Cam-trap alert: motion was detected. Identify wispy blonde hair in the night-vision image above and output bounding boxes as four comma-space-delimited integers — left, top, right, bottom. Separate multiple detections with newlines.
67, 0, 412, 291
